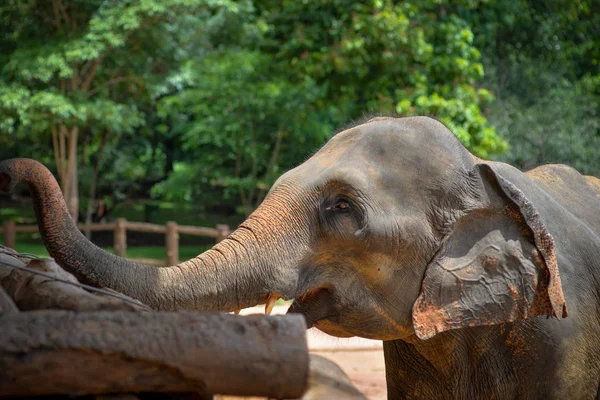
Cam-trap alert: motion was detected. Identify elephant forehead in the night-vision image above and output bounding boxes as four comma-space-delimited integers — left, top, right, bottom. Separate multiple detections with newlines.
275, 117, 474, 198
321, 120, 465, 177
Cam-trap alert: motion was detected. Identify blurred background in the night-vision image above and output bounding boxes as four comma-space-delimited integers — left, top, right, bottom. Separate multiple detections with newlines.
0, 0, 598, 256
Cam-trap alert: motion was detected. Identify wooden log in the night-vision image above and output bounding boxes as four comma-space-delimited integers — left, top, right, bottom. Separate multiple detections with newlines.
0, 253, 147, 312
0, 286, 18, 313
0, 248, 32, 282
166, 221, 179, 266
0, 311, 309, 398
114, 217, 127, 257
126, 221, 167, 234
14, 224, 39, 233
2, 220, 15, 249
77, 222, 117, 232
177, 225, 220, 237
1, 223, 225, 237
215, 224, 231, 243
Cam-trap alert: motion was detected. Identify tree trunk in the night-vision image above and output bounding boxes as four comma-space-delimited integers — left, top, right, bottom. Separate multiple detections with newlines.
52, 124, 80, 222
66, 126, 79, 221
255, 128, 284, 208
85, 129, 110, 238
0, 311, 309, 398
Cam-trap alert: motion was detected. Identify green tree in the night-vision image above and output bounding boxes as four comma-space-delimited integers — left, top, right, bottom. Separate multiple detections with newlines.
156, 0, 509, 215
153, 51, 330, 215
456, 0, 600, 174
0, 0, 245, 220
258, 0, 508, 157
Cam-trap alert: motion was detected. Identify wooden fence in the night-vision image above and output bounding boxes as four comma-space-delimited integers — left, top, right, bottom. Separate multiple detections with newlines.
0, 219, 231, 267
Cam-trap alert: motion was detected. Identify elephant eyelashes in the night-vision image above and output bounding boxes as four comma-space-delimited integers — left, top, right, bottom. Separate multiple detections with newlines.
326, 200, 350, 212
320, 197, 362, 234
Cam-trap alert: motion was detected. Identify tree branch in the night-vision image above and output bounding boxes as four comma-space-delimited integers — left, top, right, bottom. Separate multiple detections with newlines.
84, 129, 110, 238
66, 126, 79, 221
58, 124, 68, 186
246, 123, 259, 210
256, 129, 284, 206
56, 0, 70, 25
87, 76, 137, 98
70, 69, 79, 92
51, 124, 63, 183
234, 129, 250, 209
52, 0, 62, 29
79, 59, 94, 78
80, 58, 101, 93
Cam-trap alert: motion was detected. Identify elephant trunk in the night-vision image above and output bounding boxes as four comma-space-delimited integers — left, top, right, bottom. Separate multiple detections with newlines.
0, 158, 310, 311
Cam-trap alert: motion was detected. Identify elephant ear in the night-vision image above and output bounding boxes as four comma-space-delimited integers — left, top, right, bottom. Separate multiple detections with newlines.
412, 164, 567, 340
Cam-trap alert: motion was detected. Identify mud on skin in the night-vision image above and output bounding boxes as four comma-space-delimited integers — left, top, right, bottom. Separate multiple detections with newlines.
2, 116, 600, 399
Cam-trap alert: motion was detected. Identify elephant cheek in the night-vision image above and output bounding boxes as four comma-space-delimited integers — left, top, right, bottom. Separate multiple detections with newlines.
313, 320, 354, 338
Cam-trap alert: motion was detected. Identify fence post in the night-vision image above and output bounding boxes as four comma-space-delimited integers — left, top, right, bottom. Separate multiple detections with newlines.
2, 221, 16, 249
166, 221, 179, 266
114, 218, 127, 257
216, 224, 231, 243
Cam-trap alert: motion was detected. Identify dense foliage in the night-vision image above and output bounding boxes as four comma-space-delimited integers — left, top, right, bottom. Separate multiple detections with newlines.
459, 0, 600, 173
0, 0, 249, 218
0, 0, 597, 217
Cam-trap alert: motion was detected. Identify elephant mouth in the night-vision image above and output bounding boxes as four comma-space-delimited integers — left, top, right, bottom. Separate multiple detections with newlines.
286, 287, 339, 328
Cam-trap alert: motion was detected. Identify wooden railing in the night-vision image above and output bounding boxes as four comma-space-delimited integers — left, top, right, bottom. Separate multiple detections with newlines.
0, 219, 231, 267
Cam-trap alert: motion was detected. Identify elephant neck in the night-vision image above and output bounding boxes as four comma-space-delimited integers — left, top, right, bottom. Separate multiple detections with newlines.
383, 336, 467, 399
382, 324, 557, 399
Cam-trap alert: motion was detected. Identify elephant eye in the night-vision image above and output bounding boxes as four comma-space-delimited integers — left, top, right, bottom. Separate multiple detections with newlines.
326, 199, 350, 212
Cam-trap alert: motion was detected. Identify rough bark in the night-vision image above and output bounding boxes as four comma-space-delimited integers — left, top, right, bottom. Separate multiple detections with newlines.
84, 128, 110, 239
0, 311, 309, 398
53, 124, 79, 221
0, 249, 146, 312
0, 286, 18, 313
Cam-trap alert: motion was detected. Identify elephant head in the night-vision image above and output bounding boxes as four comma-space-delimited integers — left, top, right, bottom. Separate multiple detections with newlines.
0, 116, 567, 340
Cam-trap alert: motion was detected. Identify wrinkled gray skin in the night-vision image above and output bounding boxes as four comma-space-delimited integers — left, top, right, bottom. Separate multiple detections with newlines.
2, 117, 600, 399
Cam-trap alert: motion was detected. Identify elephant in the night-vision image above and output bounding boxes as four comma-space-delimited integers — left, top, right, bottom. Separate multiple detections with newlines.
1, 116, 599, 399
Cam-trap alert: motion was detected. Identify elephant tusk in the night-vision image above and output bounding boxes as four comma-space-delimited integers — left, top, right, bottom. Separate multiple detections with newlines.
265, 293, 281, 315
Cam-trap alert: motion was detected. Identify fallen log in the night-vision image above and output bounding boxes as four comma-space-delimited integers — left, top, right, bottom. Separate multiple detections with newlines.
0, 311, 309, 399
0, 286, 18, 313
0, 249, 147, 312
